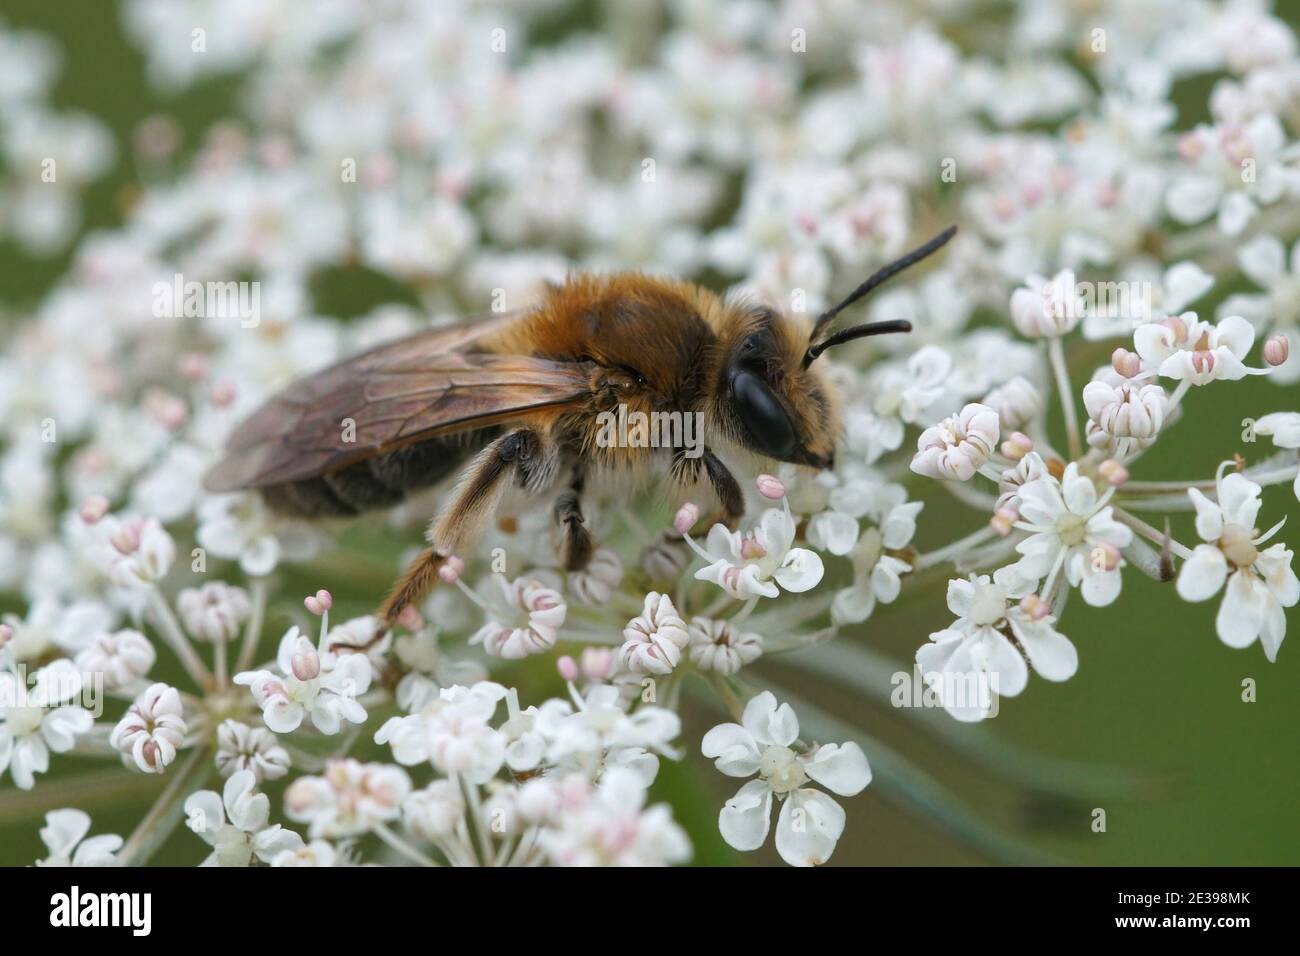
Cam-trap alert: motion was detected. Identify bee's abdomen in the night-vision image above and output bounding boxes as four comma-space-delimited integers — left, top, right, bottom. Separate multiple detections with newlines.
260, 429, 498, 517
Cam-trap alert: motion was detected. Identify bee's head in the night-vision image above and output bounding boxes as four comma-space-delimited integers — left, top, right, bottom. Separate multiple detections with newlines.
716, 226, 957, 469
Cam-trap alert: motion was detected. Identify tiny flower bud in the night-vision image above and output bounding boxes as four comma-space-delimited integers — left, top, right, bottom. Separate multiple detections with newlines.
291, 639, 321, 681
580, 646, 615, 681
211, 380, 237, 407
1263, 334, 1290, 367
673, 503, 700, 534
314, 589, 333, 611
1097, 459, 1129, 486
557, 655, 579, 681
1111, 347, 1141, 379
756, 474, 786, 500
1000, 431, 1034, 460
79, 495, 110, 524
990, 506, 1018, 537
1018, 594, 1049, 620
437, 555, 464, 584
396, 604, 423, 631
110, 521, 141, 555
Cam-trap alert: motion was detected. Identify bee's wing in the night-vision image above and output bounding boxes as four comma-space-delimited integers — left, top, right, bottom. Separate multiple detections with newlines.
204, 314, 592, 491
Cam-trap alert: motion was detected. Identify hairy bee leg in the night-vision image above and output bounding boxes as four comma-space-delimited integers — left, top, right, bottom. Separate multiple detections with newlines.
553, 472, 593, 571
376, 427, 557, 628
667, 448, 745, 536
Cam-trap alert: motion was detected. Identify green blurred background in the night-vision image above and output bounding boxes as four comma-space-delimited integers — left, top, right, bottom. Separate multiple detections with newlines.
0, 1, 1296, 866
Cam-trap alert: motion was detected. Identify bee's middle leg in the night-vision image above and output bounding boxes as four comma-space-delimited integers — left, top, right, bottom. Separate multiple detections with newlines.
553, 470, 593, 571
378, 427, 558, 627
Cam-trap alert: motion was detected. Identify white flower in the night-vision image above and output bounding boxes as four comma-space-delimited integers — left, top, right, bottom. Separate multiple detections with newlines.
469, 576, 566, 660
981, 376, 1043, 430
1011, 464, 1133, 606
619, 592, 690, 675
1010, 269, 1084, 337
568, 548, 623, 605
215, 719, 290, 782
916, 570, 1077, 722
74, 628, 155, 690
910, 403, 1001, 481
687, 618, 763, 674
535, 683, 681, 786
284, 758, 411, 839
376, 681, 508, 783
694, 507, 824, 599
1083, 372, 1169, 440
0, 660, 92, 789
538, 767, 691, 866
234, 625, 371, 735
196, 493, 321, 577
185, 770, 304, 867
1134, 312, 1265, 385
110, 682, 187, 774
701, 692, 871, 867
36, 809, 122, 866
270, 840, 337, 867
402, 780, 464, 842
1253, 412, 1300, 503
1176, 466, 1298, 662
1222, 234, 1300, 383
176, 581, 251, 643
97, 515, 175, 589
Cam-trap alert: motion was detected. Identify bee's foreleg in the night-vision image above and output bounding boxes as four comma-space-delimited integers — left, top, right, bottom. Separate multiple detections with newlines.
377, 427, 558, 628
553, 470, 593, 571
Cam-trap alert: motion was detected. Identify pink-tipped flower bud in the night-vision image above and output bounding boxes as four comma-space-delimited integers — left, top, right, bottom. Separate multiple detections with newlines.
396, 604, 424, 631
1018, 594, 1050, 620
1263, 334, 1290, 367
673, 503, 700, 535
756, 474, 786, 500
437, 555, 465, 584
110, 520, 142, 555
1111, 348, 1142, 379
1098, 459, 1129, 487
304, 590, 332, 616
290, 637, 320, 681
211, 380, 237, 407
557, 655, 579, 681
990, 506, 1018, 537
314, 589, 333, 611
178, 353, 208, 382
580, 646, 615, 681
79, 494, 110, 524
1160, 314, 1188, 341
1000, 431, 1034, 461
1090, 541, 1122, 572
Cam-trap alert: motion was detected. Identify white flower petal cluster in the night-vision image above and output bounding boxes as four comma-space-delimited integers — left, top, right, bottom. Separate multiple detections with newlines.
619, 592, 690, 675
911, 403, 1001, 481
469, 575, 566, 659
110, 682, 187, 774
235, 625, 371, 735
702, 692, 871, 866
695, 508, 824, 599
186, 770, 304, 866
36, 809, 122, 867
1176, 468, 1298, 661
0, 660, 93, 789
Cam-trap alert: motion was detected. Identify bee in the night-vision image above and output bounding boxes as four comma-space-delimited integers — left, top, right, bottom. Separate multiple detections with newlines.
205, 226, 956, 629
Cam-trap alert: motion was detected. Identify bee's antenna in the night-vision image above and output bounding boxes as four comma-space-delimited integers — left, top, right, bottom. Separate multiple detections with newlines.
802, 319, 912, 368
805, 225, 958, 362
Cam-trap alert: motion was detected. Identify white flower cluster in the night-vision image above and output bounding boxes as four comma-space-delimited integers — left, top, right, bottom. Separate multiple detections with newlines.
2, 0, 1299, 867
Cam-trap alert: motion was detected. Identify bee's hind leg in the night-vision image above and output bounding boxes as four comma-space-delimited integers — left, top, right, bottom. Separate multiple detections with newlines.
377, 427, 559, 629
554, 470, 593, 571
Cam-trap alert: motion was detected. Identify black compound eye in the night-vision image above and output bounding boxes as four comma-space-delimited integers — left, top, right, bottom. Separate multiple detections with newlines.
731, 369, 797, 460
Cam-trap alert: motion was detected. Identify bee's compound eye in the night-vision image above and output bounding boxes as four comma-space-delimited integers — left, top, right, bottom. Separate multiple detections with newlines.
731, 369, 797, 461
